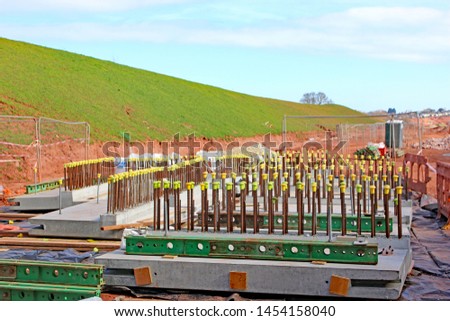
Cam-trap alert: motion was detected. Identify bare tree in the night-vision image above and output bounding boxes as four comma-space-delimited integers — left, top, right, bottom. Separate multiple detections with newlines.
300, 92, 333, 105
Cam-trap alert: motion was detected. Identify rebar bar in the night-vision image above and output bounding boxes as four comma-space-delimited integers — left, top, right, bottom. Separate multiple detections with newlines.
397, 186, 403, 239
384, 184, 390, 238
226, 182, 233, 233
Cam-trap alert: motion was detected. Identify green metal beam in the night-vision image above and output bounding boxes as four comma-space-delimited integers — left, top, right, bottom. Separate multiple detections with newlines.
204, 213, 393, 233
126, 233, 378, 264
263, 214, 393, 233
26, 179, 62, 194
0, 260, 103, 287
0, 281, 100, 301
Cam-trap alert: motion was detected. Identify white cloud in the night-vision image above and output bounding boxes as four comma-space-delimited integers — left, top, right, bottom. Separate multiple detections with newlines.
1, 6, 449, 63
306, 7, 450, 62
346, 6, 444, 24
0, 0, 191, 12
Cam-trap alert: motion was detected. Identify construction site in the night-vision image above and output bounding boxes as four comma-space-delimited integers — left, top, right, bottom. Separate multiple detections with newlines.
1, 111, 449, 301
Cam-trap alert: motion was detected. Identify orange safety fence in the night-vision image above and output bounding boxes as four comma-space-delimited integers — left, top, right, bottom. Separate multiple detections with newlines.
436, 161, 450, 224
403, 153, 431, 195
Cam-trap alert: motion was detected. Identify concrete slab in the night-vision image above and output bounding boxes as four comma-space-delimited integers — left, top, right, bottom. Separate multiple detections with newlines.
72, 184, 108, 203
28, 185, 203, 240
8, 189, 74, 211
8, 184, 108, 211
96, 247, 412, 299
29, 199, 120, 239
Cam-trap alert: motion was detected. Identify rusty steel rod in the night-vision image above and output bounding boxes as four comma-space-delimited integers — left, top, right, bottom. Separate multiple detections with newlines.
362, 175, 367, 214
327, 183, 332, 240
397, 186, 403, 239
252, 182, 259, 234
232, 173, 236, 211
226, 182, 233, 233
297, 182, 304, 235
306, 173, 311, 213
240, 181, 247, 233
274, 172, 280, 212
201, 183, 207, 232
328, 173, 334, 201
378, 165, 383, 200
311, 182, 317, 236
350, 174, 356, 215
221, 173, 226, 211
317, 174, 322, 214
373, 174, 379, 215
340, 182, 346, 236
282, 182, 288, 235
268, 182, 274, 234
384, 184, 390, 238
213, 181, 220, 232
153, 181, 161, 230
163, 180, 170, 235
186, 182, 192, 231
322, 165, 327, 198
174, 181, 181, 230
189, 182, 195, 231
370, 185, 376, 238
356, 184, 362, 235
262, 173, 268, 212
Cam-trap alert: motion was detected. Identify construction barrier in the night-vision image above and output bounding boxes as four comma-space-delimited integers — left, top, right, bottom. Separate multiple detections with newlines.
403, 153, 431, 195
437, 161, 450, 224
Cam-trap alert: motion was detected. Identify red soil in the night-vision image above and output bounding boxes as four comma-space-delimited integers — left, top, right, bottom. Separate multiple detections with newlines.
1, 117, 449, 201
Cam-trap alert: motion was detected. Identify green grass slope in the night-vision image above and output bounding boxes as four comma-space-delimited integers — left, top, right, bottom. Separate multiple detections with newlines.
0, 38, 364, 141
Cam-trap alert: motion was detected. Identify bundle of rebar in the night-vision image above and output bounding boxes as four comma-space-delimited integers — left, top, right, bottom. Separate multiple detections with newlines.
64, 157, 115, 191
107, 157, 205, 214
186, 150, 409, 240
107, 167, 164, 214
106, 150, 412, 241
216, 154, 251, 175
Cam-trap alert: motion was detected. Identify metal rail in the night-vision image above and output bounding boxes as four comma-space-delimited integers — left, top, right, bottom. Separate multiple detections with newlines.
0, 259, 103, 301
0, 281, 100, 301
25, 179, 62, 194
201, 213, 393, 233
0, 259, 104, 286
126, 233, 378, 264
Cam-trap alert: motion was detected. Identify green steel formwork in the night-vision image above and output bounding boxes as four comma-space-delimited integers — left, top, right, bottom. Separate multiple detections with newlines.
26, 179, 62, 194
205, 213, 393, 233
263, 214, 393, 232
0, 260, 104, 301
126, 233, 378, 264
0, 281, 100, 301
0, 259, 104, 286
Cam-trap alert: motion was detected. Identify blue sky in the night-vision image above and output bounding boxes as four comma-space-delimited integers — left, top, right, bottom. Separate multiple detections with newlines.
1, 0, 449, 112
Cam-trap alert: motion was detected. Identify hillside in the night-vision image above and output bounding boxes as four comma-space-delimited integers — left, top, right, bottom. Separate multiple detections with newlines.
0, 38, 364, 141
